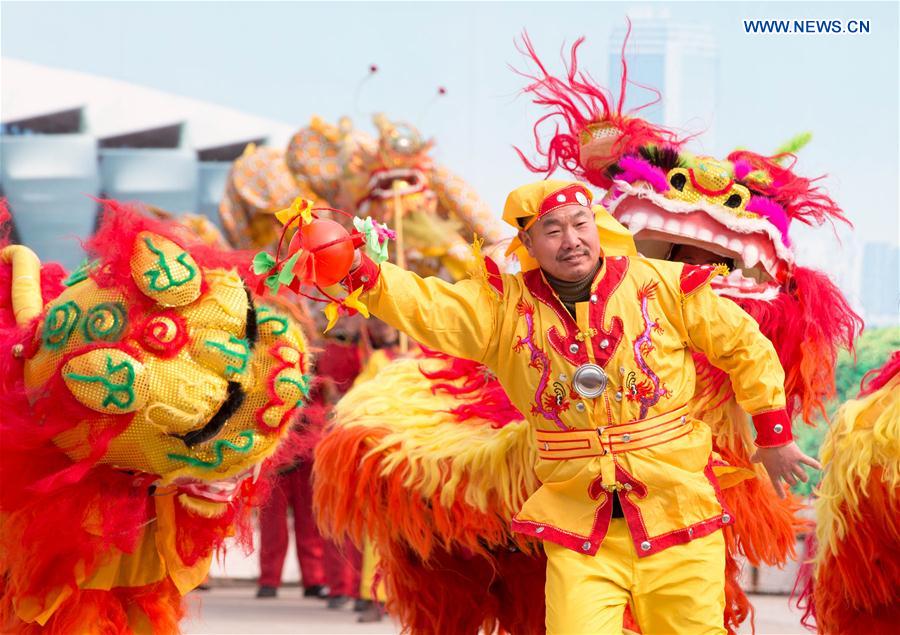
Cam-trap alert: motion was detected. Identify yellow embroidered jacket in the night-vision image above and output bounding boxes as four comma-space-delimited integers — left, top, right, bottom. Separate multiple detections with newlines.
344, 254, 792, 556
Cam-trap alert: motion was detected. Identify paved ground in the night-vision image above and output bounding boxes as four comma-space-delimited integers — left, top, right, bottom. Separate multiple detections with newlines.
182, 585, 810, 635
181, 586, 398, 635
737, 594, 810, 635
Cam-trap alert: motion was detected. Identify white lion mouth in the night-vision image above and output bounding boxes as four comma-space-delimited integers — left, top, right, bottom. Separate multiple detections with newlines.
365, 168, 428, 199
170, 463, 261, 503
711, 269, 781, 301
604, 181, 792, 287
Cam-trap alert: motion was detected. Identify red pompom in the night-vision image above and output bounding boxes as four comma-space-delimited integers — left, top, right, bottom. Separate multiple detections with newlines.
288, 219, 354, 287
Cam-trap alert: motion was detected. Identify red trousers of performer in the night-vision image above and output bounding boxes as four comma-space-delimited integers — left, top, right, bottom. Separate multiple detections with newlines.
258, 462, 327, 588
324, 537, 362, 597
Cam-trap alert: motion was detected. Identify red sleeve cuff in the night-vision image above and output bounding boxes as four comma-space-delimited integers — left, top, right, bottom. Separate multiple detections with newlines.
752, 409, 793, 447
343, 253, 380, 294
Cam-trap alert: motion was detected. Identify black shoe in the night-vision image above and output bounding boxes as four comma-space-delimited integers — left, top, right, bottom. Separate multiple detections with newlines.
354, 599, 373, 612
303, 584, 329, 599
326, 594, 350, 609
357, 603, 384, 623
256, 586, 278, 598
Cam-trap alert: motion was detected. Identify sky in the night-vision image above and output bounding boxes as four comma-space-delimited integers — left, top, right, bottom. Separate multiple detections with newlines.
2, 1, 898, 252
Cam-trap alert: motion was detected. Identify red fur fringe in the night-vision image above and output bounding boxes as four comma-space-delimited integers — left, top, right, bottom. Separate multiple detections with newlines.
723, 529, 755, 635
313, 424, 521, 558
726, 150, 848, 229
798, 357, 900, 633
0, 205, 278, 632
0, 462, 155, 614
0, 264, 66, 394
0, 198, 10, 243
860, 350, 900, 397
266, 405, 328, 470
0, 244, 158, 616
376, 539, 546, 635
717, 447, 809, 566
173, 498, 236, 567
513, 32, 684, 189
812, 469, 900, 634
84, 200, 253, 306
313, 421, 548, 634
0, 577, 185, 635
794, 533, 818, 630
418, 349, 524, 428
492, 549, 548, 635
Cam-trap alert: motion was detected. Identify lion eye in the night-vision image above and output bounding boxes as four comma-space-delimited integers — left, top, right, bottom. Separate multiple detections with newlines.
669, 172, 687, 191
724, 193, 743, 209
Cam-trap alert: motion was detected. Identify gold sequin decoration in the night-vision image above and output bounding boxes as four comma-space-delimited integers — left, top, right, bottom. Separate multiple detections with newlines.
665, 158, 757, 217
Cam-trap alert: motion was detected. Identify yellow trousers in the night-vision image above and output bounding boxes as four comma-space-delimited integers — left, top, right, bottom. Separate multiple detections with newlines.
359, 536, 386, 602
545, 519, 725, 635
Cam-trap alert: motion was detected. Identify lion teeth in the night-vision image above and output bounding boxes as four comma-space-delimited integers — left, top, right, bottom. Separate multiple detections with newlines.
628, 211, 649, 232
664, 218, 681, 234
742, 244, 761, 269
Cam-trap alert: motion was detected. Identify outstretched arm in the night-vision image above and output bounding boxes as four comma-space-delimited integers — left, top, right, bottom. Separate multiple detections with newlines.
344, 252, 501, 365
681, 275, 820, 497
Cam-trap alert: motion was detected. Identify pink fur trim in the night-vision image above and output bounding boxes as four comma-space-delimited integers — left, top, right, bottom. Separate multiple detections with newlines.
617, 156, 669, 193
733, 160, 753, 181
746, 196, 791, 246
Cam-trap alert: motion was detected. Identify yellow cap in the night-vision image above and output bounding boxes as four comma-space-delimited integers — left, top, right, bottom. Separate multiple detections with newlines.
503, 180, 636, 271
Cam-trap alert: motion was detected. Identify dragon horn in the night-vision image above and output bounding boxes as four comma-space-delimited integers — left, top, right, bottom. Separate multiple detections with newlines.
1, 245, 43, 326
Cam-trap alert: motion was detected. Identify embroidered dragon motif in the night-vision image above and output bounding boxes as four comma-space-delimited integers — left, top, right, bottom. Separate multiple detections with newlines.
629, 282, 670, 418
513, 301, 569, 431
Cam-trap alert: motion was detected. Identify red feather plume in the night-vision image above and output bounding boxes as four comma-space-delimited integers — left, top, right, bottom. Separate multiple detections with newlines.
513, 28, 685, 189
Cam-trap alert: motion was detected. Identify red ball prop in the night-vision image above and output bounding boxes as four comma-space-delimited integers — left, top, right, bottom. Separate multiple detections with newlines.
288, 219, 355, 287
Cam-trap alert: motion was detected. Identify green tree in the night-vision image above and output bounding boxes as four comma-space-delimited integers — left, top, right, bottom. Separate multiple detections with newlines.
832, 326, 900, 405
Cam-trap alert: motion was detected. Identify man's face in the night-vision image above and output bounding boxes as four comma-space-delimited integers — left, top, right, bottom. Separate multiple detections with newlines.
520, 204, 601, 281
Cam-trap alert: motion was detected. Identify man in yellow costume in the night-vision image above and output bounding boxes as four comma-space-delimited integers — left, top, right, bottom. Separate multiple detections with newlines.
338, 179, 819, 634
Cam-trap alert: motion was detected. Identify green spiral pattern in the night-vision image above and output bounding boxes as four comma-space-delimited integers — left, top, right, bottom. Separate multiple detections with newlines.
82, 302, 128, 342
43, 301, 82, 350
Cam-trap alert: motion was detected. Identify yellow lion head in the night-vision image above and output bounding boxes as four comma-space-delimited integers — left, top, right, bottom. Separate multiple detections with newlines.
18, 209, 309, 518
